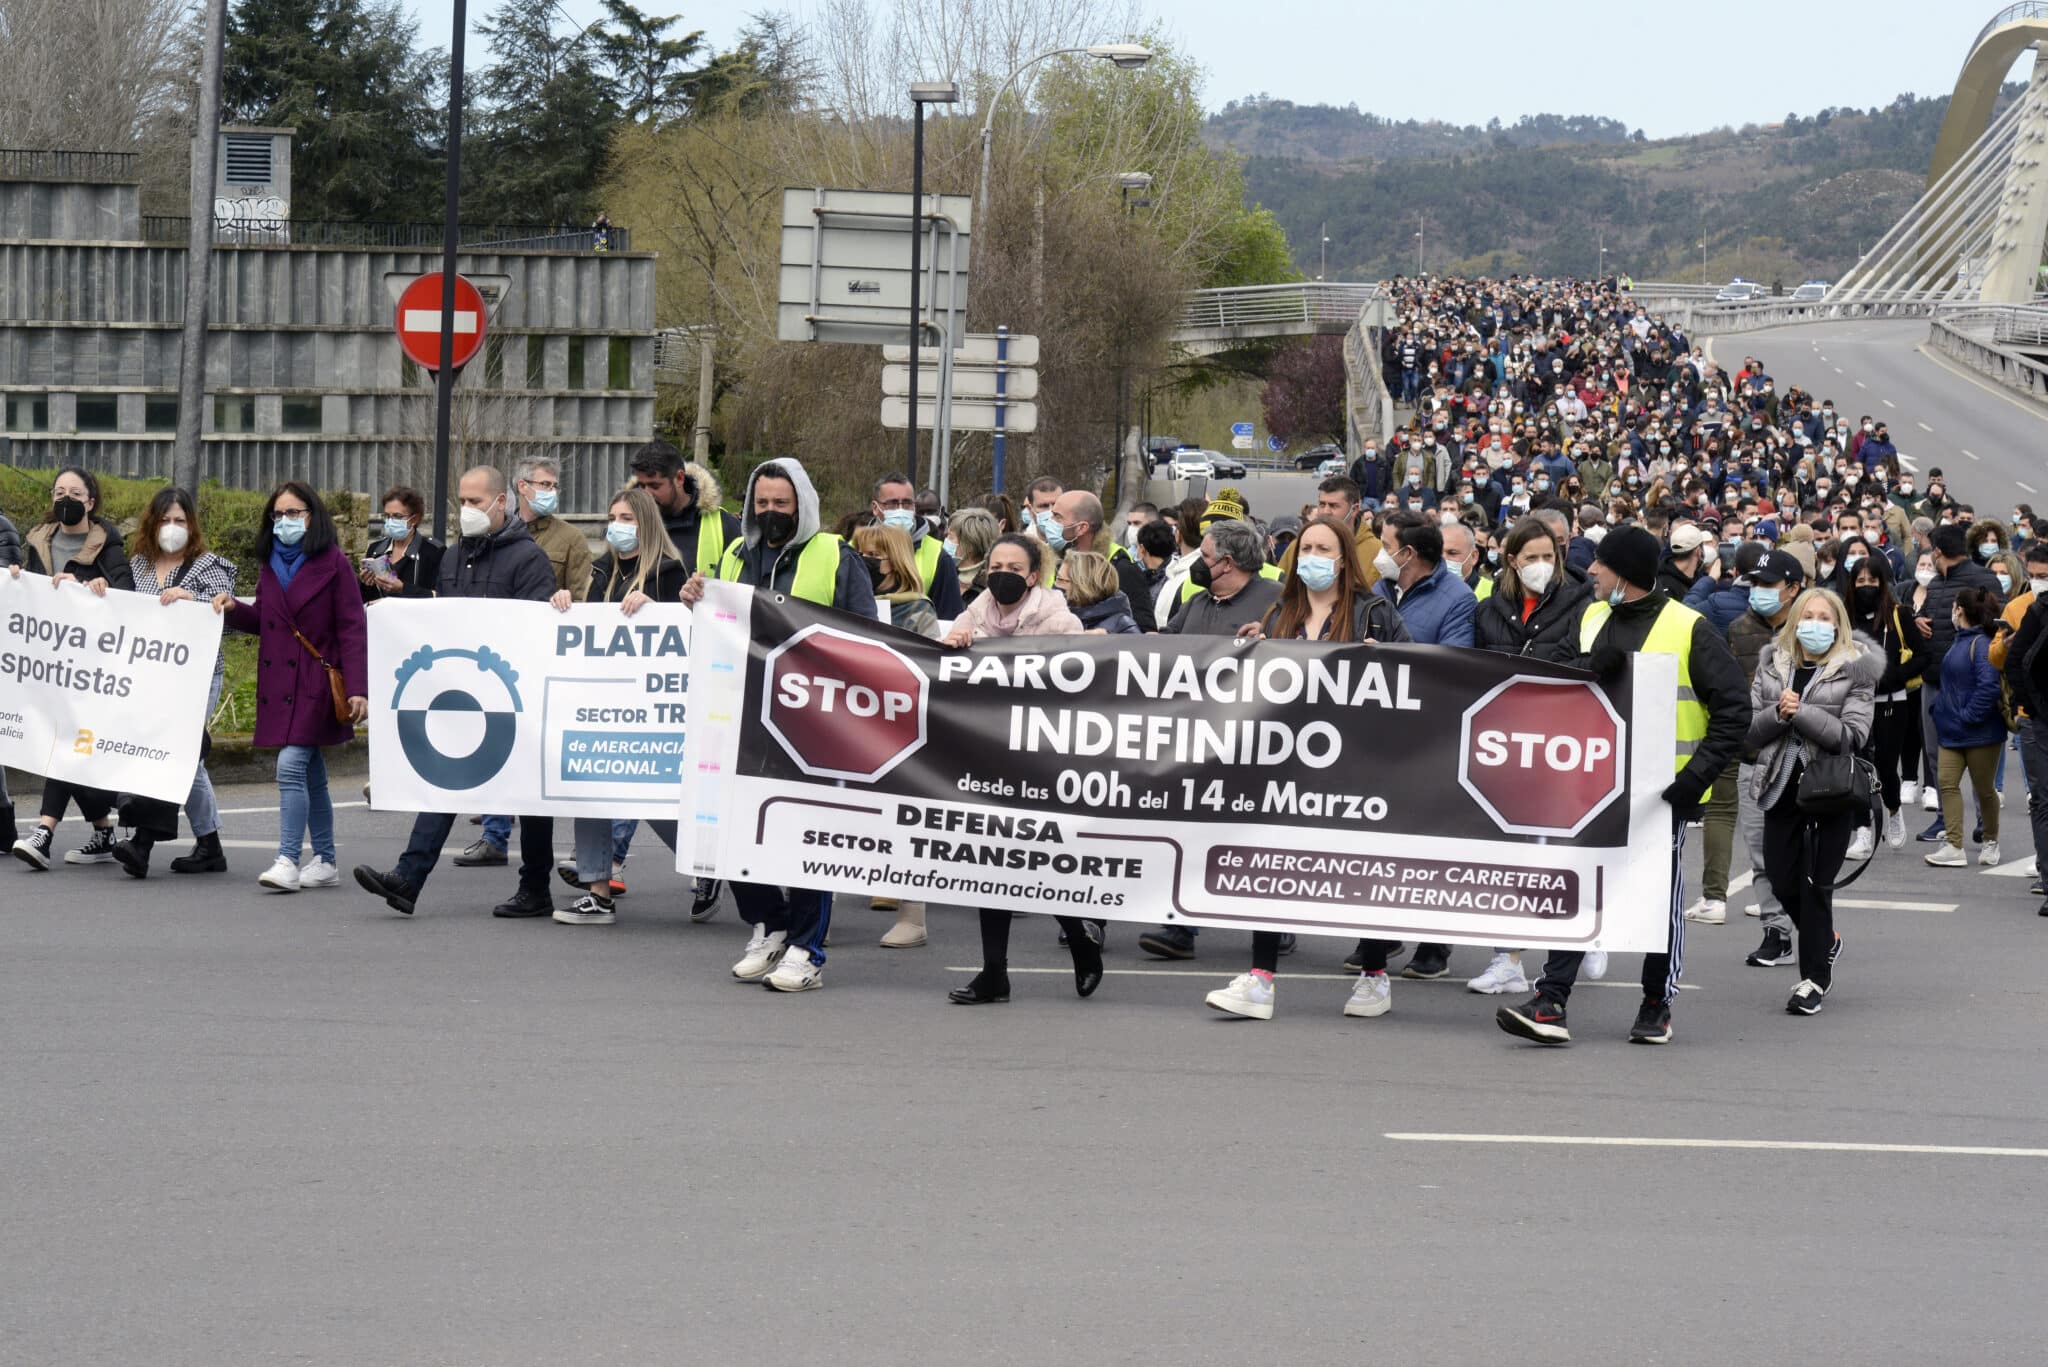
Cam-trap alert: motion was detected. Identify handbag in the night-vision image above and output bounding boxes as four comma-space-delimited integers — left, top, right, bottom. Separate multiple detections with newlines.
1793, 713, 1884, 892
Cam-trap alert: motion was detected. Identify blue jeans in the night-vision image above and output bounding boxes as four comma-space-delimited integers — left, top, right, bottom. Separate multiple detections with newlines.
396, 811, 555, 896
276, 745, 335, 864
184, 671, 225, 838
731, 882, 832, 966
573, 817, 674, 883
481, 813, 512, 852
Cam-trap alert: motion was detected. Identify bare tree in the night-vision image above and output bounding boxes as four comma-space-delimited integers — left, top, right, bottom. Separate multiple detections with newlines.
0, 0, 192, 149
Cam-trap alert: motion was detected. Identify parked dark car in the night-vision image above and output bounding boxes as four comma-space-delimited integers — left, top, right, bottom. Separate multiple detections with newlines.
1294, 442, 1342, 470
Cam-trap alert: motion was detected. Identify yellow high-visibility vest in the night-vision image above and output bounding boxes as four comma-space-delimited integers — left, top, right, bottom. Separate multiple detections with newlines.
718, 532, 844, 605
1579, 596, 1711, 795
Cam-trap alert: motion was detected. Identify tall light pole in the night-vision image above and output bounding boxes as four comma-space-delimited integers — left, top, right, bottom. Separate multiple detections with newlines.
908, 81, 960, 482
171, 0, 227, 495
1114, 172, 1153, 507
1699, 240, 1707, 285
973, 43, 1152, 266
1414, 214, 1425, 278
1319, 221, 1329, 281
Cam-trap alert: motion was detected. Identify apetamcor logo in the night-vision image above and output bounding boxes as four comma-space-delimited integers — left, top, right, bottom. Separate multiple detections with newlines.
761, 624, 928, 781
390, 645, 525, 790
1458, 676, 1625, 838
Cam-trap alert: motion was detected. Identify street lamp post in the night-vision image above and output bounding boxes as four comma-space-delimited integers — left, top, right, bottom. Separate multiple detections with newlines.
1699, 240, 1707, 285
908, 81, 961, 482
1319, 220, 1329, 281
973, 43, 1153, 268
1414, 214, 1425, 278
1114, 172, 1153, 507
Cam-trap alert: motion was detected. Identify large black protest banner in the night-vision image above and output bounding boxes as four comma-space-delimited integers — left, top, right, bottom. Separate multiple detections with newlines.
680, 582, 1678, 952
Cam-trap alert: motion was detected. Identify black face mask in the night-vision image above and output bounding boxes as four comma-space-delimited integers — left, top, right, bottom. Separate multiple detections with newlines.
986, 571, 1028, 606
1852, 584, 1882, 615
756, 509, 797, 545
53, 496, 86, 526
862, 556, 885, 590
1187, 558, 1213, 590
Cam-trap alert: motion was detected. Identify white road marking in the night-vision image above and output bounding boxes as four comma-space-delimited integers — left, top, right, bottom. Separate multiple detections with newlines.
1899, 454, 1919, 472
1882, 398, 1897, 408
1855, 380, 1867, 388
1917, 421, 1933, 432
945, 968, 1699, 990
2020, 481, 2039, 494
1832, 898, 1956, 912
1820, 355, 1829, 361
217, 801, 369, 816
1834, 366, 1843, 374
1981, 857, 2040, 879
1965, 450, 1981, 460
1383, 1134, 2048, 1159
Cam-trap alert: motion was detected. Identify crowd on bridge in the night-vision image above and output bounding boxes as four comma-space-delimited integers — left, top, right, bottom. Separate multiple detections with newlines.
4, 274, 2046, 1046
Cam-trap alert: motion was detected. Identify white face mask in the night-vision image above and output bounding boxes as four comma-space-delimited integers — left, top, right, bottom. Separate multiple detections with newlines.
1519, 560, 1555, 595
157, 524, 189, 555
1373, 548, 1402, 580
1915, 568, 1937, 587
459, 503, 494, 538
2031, 577, 2048, 596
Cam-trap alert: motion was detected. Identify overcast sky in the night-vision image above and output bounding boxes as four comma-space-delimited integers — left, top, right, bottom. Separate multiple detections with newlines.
399, 0, 2029, 140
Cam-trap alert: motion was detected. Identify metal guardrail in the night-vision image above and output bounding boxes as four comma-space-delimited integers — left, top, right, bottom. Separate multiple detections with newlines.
139, 217, 628, 252
1624, 281, 1727, 301
0, 148, 138, 181
1177, 282, 1381, 333
1929, 316, 2048, 400
1341, 287, 1394, 449
1974, 0, 2048, 51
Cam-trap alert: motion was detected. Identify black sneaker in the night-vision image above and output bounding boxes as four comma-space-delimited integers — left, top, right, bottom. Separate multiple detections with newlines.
690, 877, 723, 923
453, 838, 508, 867
492, 886, 553, 918
64, 825, 117, 865
2030, 878, 2043, 896
1341, 945, 1365, 974
1972, 824, 1984, 845
1629, 1000, 1673, 1045
1400, 949, 1450, 980
352, 865, 418, 915
552, 892, 616, 925
1497, 993, 1570, 1044
1786, 979, 1827, 1015
12, 825, 54, 871
1745, 927, 1795, 967
1915, 818, 1946, 843
1277, 932, 1297, 956
1827, 934, 1843, 969
1137, 925, 1197, 960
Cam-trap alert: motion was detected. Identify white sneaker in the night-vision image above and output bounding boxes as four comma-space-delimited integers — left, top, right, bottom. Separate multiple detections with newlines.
764, 948, 823, 992
1980, 840, 2002, 867
1464, 952, 1529, 995
1924, 844, 1966, 867
732, 926, 787, 981
298, 858, 339, 889
1205, 972, 1275, 1020
1343, 971, 1391, 1017
1885, 809, 1906, 849
1845, 828, 1875, 862
1921, 788, 1940, 812
257, 856, 301, 892
1900, 780, 1921, 805
1684, 899, 1727, 924
1585, 950, 1609, 980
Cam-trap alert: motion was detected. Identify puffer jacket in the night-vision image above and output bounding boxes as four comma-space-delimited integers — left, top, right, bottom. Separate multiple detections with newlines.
438, 516, 557, 602
1074, 591, 1142, 636
1746, 633, 1882, 803
961, 585, 1081, 639
1931, 626, 2007, 749
1472, 572, 1590, 662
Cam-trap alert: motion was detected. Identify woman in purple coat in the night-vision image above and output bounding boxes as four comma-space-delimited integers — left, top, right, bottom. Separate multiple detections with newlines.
210, 483, 368, 893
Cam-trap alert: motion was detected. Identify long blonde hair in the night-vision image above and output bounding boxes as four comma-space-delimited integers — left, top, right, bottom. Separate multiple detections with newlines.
609, 486, 682, 596
851, 524, 922, 594
1774, 587, 1857, 671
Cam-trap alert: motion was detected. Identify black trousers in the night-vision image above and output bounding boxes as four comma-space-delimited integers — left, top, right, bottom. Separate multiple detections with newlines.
39, 779, 115, 826
1762, 790, 1855, 988
1255, 932, 1393, 974
979, 907, 1090, 971
1537, 811, 1687, 1006
1869, 698, 1909, 815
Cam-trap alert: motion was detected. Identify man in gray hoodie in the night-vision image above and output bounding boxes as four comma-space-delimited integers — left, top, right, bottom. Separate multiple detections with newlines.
681, 458, 876, 994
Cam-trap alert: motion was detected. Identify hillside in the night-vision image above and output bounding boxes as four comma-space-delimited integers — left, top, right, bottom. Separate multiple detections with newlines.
1208, 91, 2007, 283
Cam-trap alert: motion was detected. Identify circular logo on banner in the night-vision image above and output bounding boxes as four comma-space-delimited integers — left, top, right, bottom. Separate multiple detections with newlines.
390, 645, 525, 790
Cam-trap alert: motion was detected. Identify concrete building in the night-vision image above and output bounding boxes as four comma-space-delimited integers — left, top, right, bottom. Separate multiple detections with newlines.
0, 137, 655, 507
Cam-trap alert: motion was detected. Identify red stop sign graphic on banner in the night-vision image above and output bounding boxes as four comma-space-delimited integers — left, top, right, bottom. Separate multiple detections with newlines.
1459, 677, 1626, 837
762, 624, 928, 781
395, 272, 486, 372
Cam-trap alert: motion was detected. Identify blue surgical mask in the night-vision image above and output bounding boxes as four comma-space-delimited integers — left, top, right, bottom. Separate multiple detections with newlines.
1749, 587, 1782, 617
1997, 572, 2013, 595
1844, 554, 1863, 575
943, 539, 959, 562
528, 488, 559, 517
1461, 491, 1474, 504
882, 509, 918, 534
1036, 510, 1066, 550
1607, 587, 1627, 606
605, 521, 638, 554
1795, 621, 1836, 654
1295, 553, 1338, 592
272, 515, 307, 546
382, 516, 410, 541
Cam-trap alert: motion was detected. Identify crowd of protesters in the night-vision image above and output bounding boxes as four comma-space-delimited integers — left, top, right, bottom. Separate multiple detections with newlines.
4, 274, 2045, 1044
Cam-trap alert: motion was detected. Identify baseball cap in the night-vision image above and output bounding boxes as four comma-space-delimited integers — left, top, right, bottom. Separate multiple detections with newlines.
1669, 525, 1714, 554
1749, 549, 1806, 586
1268, 514, 1304, 538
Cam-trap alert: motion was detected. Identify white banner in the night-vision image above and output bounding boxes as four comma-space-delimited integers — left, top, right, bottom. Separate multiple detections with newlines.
0, 571, 222, 803
367, 598, 691, 819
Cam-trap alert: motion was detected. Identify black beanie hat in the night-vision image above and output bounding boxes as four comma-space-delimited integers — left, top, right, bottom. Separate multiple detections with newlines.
1595, 525, 1661, 591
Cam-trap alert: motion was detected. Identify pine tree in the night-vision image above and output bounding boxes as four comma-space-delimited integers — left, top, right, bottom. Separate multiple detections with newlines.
594, 0, 703, 125
465, 0, 619, 225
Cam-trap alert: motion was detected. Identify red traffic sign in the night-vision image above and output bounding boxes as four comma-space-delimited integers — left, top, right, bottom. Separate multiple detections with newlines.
761, 625, 928, 782
395, 272, 486, 372
1459, 677, 1625, 837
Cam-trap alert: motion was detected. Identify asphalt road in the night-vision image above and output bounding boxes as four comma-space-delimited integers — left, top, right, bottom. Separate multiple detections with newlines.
3, 779, 2044, 1365
1704, 317, 2048, 517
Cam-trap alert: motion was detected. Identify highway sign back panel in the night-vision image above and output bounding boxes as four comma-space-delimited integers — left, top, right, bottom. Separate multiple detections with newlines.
779, 187, 972, 346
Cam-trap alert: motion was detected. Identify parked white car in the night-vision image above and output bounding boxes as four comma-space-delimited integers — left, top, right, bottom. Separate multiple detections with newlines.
1789, 280, 1829, 302
1168, 452, 1215, 480
1715, 279, 1764, 303
1316, 457, 1346, 478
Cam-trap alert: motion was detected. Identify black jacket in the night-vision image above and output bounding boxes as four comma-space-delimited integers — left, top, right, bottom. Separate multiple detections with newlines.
1473, 573, 1591, 663
590, 550, 687, 605
1654, 554, 1702, 602
361, 534, 444, 602
1074, 592, 1142, 636
1848, 597, 1924, 695
1918, 557, 2003, 676
23, 518, 134, 588
1574, 590, 1749, 808
2005, 597, 2048, 718
0, 513, 20, 568
436, 517, 556, 602
1259, 589, 1412, 643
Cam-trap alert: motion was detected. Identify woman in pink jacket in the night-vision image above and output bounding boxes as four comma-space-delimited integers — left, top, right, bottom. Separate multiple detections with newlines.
940, 534, 1099, 1005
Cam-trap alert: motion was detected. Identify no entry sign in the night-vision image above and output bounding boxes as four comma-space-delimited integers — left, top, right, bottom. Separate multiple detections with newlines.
395, 272, 486, 372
